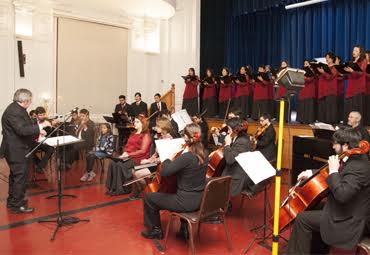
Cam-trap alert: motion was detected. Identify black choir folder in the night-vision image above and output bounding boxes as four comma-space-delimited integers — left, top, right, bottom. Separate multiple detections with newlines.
334, 62, 362, 74
181, 75, 198, 82
367, 64, 370, 73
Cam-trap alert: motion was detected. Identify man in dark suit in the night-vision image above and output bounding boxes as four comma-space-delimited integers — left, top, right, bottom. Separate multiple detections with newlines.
114, 95, 133, 148
149, 93, 167, 131
254, 113, 276, 162
131, 92, 148, 117
0, 89, 51, 213
286, 128, 370, 254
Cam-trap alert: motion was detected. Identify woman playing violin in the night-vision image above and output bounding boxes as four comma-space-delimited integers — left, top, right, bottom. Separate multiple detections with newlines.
251, 113, 277, 162
141, 123, 207, 240
286, 128, 370, 255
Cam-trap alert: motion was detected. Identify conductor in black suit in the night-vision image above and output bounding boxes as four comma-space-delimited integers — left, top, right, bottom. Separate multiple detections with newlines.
286, 128, 370, 254
0, 89, 51, 213
131, 92, 148, 117
149, 93, 167, 131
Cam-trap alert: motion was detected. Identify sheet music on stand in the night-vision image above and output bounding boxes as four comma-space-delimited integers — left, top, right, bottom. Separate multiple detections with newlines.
235, 151, 276, 184
155, 138, 185, 162
42, 135, 82, 147
171, 109, 193, 131
309, 122, 336, 131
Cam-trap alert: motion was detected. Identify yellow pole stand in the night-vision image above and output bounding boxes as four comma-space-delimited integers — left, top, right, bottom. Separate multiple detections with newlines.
271, 99, 285, 255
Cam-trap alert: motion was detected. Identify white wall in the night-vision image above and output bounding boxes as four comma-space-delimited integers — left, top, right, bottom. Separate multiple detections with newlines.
1, 0, 200, 122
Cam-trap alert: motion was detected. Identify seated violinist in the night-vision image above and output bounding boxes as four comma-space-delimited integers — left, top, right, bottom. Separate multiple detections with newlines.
251, 113, 276, 162
222, 117, 254, 200
191, 114, 209, 148
129, 117, 173, 200
141, 123, 207, 240
105, 114, 151, 196
32, 106, 55, 172
286, 128, 370, 255
210, 108, 242, 146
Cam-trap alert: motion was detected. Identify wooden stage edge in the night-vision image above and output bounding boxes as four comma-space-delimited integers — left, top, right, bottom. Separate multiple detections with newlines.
205, 118, 370, 170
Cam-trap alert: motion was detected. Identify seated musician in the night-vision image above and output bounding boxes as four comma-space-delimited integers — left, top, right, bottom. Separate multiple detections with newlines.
80, 123, 114, 182
141, 123, 207, 240
159, 109, 181, 138
115, 95, 134, 148
210, 108, 242, 146
286, 128, 370, 255
222, 117, 254, 200
65, 109, 79, 135
347, 111, 370, 144
131, 92, 148, 117
129, 117, 173, 200
64, 109, 95, 169
33, 106, 55, 172
252, 113, 276, 162
105, 114, 151, 196
191, 113, 209, 148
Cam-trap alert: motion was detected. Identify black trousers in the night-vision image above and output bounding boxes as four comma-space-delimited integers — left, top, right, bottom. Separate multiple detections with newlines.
7, 160, 29, 208
317, 96, 337, 124
202, 97, 217, 118
105, 159, 134, 195
286, 210, 330, 255
34, 144, 54, 169
297, 98, 316, 124
182, 98, 199, 116
143, 191, 202, 228
251, 100, 274, 120
344, 93, 365, 121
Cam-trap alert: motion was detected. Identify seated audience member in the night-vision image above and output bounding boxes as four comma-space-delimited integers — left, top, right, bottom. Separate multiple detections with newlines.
80, 123, 114, 182
105, 114, 151, 196
131, 92, 148, 117
129, 117, 173, 200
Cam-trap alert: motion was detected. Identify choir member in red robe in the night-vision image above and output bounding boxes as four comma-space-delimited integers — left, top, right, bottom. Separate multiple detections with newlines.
275, 60, 290, 122
201, 68, 217, 118
182, 67, 199, 116
344, 45, 367, 120
234, 66, 252, 119
251, 65, 274, 120
218, 67, 233, 119
335, 56, 346, 123
297, 60, 317, 124
365, 51, 370, 125
317, 52, 338, 124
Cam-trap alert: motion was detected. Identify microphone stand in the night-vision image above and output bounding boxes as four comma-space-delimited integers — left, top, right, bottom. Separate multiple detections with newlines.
35, 112, 89, 241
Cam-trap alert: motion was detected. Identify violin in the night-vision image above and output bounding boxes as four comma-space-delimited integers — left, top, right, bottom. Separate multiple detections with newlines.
250, 124, 269, 149
275, 140, 370, 232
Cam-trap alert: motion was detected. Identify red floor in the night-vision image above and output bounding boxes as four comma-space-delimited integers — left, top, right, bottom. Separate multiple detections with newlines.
0, 158, 357, 255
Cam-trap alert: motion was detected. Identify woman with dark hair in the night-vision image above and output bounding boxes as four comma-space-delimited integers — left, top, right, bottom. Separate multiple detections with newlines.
317, 52, 338, 124
251, 65, 274, 120
365, 51, 370, 125
276, 60, 290, 122
344, 45, 367, 119
105, 114, 152, 196
218, 67, 233, 118
234, 66, 251, 119
182, 67, 199, 116
222, 117, 253, 197
201, 68, 217, 118
140, 123, 207, 240
297, 60, 317, 124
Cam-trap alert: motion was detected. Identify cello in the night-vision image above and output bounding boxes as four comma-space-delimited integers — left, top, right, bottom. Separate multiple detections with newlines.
276, 140, 370, 232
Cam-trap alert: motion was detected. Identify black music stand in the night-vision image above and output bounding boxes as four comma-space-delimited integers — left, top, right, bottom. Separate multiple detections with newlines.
27, 113, 89, 241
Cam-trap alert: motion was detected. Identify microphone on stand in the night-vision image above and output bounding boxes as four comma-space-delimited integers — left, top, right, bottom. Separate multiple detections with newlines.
65, 107, 79, 115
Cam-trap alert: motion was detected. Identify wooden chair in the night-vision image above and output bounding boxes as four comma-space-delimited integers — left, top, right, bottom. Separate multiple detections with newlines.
163, 176, 233, 255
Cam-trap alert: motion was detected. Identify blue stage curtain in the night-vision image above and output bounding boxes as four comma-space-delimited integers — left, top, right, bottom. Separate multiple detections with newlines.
224, 0, 370, 73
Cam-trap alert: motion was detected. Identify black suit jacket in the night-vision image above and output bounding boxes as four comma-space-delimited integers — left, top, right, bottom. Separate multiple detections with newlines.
223, 135, 252, 196
149, 101, 168, 127
114, 103, 134, 117
131, 101, 148, 117
0, 102, 40, 163
256, 124, 276, 161
320, 154, 370, 249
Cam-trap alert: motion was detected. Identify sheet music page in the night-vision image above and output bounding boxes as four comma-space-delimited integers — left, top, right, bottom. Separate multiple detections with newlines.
171, 109, 192, 131
313, 122, 335, 131
155, 138, 185, 162
43, 135, 81, 147
235, 151, 276, 184
314, 57, 327, 64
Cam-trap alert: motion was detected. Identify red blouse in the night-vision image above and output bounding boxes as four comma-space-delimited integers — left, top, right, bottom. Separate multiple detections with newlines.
183, 79, 199, 99
317, 66, 338, 99
218, 83, 233, 102
366, 72, 370, 95
346, 60, 367, 98
253, 79, 271, 101
337, 76, 345, 96
235, 81, 250, 97
202, 82, 216, 99
125, 133, 152, 165
299, 76, 316, 100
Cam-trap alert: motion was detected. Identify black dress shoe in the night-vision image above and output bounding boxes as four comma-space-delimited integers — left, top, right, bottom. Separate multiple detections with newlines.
141, 227, 163, 240
11, 206, 34, 214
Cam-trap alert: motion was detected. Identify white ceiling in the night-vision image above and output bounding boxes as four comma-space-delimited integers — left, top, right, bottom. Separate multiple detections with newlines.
14, 0, 176, 19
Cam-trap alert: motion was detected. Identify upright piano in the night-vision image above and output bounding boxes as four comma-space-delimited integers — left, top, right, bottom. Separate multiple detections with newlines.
292, 135, 335, 185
